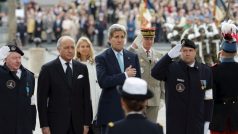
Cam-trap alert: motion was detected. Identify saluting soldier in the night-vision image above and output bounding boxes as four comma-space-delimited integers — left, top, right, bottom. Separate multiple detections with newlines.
128, 27, 165, 122
106, 77, 163, 134
151, 39, 213, 134
0, 44, 36, 134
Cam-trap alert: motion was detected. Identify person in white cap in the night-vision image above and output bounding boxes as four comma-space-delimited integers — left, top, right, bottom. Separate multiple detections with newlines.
152, 38, 213, 134
0, 43, 36, 134
105, 77, 163, 134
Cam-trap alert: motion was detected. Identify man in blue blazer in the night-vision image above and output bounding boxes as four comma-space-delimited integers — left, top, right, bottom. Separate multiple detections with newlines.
95, 24, 141, 134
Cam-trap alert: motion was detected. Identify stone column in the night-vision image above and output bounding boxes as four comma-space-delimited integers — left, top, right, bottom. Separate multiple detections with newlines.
28, 47, 46, 77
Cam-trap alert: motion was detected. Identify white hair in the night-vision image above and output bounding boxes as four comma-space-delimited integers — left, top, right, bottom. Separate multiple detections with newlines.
56, 36, 75, 48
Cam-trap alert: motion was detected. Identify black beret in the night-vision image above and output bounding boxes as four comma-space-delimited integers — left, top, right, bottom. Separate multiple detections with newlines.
181, 39, 196, 49
6, 45, 24, 56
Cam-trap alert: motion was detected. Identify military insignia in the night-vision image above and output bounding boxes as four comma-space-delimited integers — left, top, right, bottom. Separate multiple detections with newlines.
200, 80, 207, 90
108, 122, 114, 128
176, 83, 185, 92
140, 58, 144, 62
177, 78, 184, 82
140, 67, 144, 74
6, 80, 16, 89
10, 46, 16, 51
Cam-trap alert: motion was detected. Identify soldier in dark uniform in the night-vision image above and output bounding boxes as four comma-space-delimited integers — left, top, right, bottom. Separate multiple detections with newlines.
151, 39, 213, 134
106, 77, 163, 134
0, 44, 36, 134
209, 23, 238, 134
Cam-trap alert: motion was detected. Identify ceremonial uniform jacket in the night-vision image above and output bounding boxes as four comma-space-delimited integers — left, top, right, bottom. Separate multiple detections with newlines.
128, 46, 164, 106
0, 65, 36, 134
105, 114, 163, 134
210, 61, 238, 131
151, 54, 213, 134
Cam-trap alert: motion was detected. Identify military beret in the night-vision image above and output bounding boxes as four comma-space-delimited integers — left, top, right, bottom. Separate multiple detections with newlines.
181, 38, 196, 49
6, 45, 24, 56
141, 27, 156, 38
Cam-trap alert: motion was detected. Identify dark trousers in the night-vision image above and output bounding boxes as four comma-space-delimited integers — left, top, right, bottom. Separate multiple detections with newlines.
211, 118, 238, 134
100, 125, 107, 134
67, 115, 75, 134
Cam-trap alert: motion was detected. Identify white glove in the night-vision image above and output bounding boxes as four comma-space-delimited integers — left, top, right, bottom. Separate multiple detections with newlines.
204, 121, 210, 134
168, 43, 181, 58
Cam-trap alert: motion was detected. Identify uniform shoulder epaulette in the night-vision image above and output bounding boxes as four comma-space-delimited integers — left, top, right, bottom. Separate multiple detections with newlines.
108, 122, 114, 128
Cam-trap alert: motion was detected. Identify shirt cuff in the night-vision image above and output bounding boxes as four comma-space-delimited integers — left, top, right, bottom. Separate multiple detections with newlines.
124, 72, 128, 78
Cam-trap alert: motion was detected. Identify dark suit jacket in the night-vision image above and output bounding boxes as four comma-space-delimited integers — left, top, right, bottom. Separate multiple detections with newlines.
95, 48, 141, 125
37, 57, 92, 134
106, 114, 163, 134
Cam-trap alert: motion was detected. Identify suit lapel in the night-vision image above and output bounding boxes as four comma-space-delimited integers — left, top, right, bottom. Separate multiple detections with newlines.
123, 50, 131, 69
72, 60, 80, 88
138, 48, 150, 64
108, 48, 122, 73
55, 57, 72, 89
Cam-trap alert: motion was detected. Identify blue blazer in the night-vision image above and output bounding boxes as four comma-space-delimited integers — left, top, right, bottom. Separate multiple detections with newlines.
95, 48, 141, 125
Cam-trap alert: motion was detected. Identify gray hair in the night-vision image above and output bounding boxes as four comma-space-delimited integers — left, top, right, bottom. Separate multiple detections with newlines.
57, 36, 75, 48
108, 24, 127, 39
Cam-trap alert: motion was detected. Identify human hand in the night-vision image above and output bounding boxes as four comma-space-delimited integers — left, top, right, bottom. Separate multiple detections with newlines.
168, 43, 181, 58
83, 125, 89, 134
125, 65, 137, 77
42, 127, 51, 134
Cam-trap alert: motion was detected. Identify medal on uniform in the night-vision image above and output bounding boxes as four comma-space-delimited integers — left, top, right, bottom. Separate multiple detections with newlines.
200, 80, 207, 90
140, 67, 144, 74
26, 82, 30, 96
6, 80, 16, 89
176, 83, 185, 92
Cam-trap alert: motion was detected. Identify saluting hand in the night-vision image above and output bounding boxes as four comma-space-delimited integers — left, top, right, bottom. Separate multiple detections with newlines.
125, 65, 137, 77
168, 43, 182, 58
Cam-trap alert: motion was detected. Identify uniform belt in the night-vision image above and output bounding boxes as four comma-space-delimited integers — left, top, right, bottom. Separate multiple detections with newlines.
215, 97, 238, 104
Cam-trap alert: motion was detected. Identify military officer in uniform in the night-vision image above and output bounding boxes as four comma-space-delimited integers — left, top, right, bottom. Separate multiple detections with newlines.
128, 27, 165, 122
0, 44, 36, 134
151, 39, 213, 134
209, 21, 238, 134
106, 77, 163, 134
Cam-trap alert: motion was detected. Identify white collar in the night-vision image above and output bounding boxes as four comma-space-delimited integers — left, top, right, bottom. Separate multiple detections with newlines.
127, 111, 144, 116
59, 56, 72, 65
142, 46, 151, 53
112, 49, 123, 56
188, 62, 195, 67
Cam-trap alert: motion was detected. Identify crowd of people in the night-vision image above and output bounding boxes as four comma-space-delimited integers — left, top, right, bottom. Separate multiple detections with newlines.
1, 18, 238, 134
1, 0, 237, 48
1, 0, 238, 134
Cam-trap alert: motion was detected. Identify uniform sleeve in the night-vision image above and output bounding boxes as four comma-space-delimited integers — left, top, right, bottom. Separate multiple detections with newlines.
151, 54, 173, 81
135, 54, 141, 78
29, 72, 36, 130
204, 67, 214, 121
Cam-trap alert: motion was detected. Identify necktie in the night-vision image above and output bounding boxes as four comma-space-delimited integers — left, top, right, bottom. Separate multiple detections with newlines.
146, 50, 150, 57
146, 50, 152, 64
116, 53, 124, 72
65, 62, 73, 87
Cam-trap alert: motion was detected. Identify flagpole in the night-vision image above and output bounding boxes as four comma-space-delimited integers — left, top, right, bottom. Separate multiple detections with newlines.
225, 0, 231, 20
